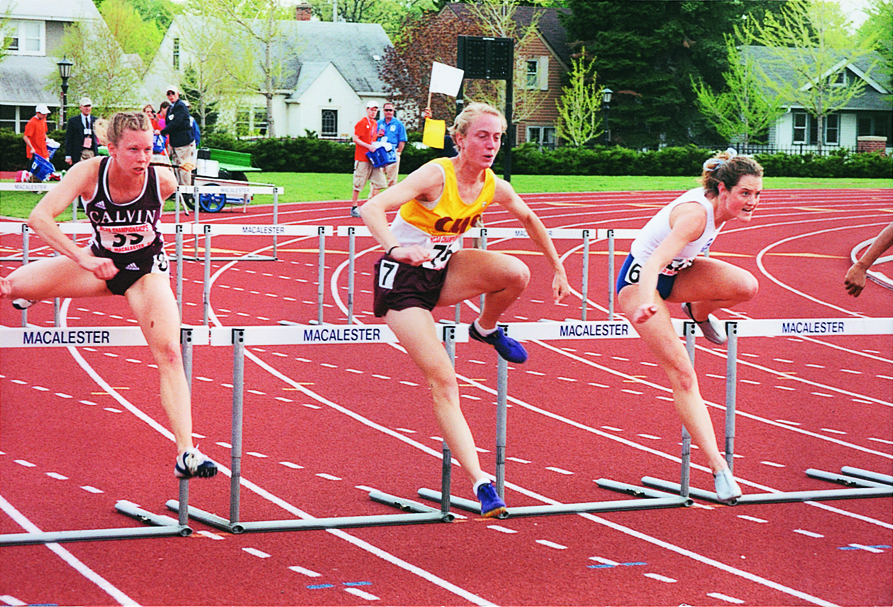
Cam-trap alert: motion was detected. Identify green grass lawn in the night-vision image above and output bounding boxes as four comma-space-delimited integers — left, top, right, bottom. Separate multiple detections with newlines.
1, 172, 890, 221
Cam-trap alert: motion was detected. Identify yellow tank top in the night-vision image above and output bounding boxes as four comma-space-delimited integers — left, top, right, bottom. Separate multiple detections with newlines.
390, 158, 496, 270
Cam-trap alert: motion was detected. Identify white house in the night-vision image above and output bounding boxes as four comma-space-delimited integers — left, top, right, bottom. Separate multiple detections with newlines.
744, 46, 892, 155
143, 10, 393, 140
0, 0, 102, 132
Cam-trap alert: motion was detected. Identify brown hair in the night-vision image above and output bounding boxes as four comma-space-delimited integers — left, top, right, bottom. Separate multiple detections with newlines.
699, 150, 764, 195
106, 111, 151, 146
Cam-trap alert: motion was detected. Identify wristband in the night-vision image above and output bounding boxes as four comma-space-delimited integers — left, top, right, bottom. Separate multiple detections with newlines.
386, 245, 399, 256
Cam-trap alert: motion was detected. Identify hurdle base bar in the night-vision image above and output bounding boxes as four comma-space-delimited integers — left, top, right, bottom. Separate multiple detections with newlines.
0, 503, 189, 547
167, 498, 452, 534
641, 472, 893, 506
417, 483, 690, 519
179, 254, 276, 262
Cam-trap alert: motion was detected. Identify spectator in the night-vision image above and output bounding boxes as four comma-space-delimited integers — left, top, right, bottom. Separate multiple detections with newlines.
160, 85, 195, 189
377, 102, 408, 188
64, 97, 99, 166
144, 104, 170, 167
349, 100, 387, 218
23, 104, 50, 163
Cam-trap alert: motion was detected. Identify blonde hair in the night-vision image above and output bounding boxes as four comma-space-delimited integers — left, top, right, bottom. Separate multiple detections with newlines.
448, 102, 507, 140
699, 149, 764, 195
106, 111, 151, 146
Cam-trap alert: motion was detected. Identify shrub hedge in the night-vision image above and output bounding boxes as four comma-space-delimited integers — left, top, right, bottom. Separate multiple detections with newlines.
3, 128, 890, 179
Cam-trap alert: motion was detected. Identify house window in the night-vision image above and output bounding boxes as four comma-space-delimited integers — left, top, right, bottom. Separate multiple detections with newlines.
173, 38, 180, 70
831, 70, 847, 87
527, 126, 556, 151
321, 109, 338, 137
7, 20, 44, 55
824, 113, 839, 145
524, 56, 549, 90
0, 105, 20, 132
236, 106, 268, 137
793, 112, 808, 144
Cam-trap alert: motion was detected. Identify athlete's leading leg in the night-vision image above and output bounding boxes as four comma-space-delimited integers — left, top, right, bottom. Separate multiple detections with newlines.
439, 249, 529, 330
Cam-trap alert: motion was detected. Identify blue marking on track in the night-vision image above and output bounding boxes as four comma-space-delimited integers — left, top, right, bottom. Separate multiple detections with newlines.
837, 545, 891, 551
343, 581, 373, 587
307, 584, 335, 590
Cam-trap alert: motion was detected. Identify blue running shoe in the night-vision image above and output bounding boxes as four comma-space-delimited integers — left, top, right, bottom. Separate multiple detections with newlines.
469, 323, 528, 363
476, 482, 507, 518
175, 447, 218, 479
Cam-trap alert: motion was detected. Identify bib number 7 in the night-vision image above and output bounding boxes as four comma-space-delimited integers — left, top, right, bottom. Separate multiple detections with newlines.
378, 260, 398, 290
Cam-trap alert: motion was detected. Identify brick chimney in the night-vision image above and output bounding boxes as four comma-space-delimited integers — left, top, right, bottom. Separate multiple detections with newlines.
295, 0, 312, 21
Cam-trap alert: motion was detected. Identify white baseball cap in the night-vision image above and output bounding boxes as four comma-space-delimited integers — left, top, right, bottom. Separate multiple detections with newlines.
36, 104, 50, 114
166, 85, 178, 94
366, 100, 379, 109
79, 97, 92, 106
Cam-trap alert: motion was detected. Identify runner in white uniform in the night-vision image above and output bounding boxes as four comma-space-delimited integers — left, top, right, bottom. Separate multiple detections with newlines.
1, 112, 217, 480
616, 150, 764, 504
360, 102, 569, 517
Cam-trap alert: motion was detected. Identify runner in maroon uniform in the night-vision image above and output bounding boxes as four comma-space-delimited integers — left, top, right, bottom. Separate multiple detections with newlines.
1, 112, 217, 479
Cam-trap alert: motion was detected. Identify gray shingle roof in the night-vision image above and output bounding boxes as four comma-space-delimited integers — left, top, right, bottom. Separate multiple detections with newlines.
0, 55, 60, 106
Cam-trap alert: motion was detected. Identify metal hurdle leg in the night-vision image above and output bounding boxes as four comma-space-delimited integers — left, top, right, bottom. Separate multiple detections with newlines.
317, 227, 326, 324
170, 327, 454, 533
347, 228, 356, 324
581, 230, 590, 321
419, 324, 690, 518
607, 230, 615, 321
641, 321, 893, 505
202, 224, 211, 326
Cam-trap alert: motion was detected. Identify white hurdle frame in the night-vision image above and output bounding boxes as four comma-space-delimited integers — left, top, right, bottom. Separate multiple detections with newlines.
164, 323, 465, 534
0, 325, 203, 546
174, 184, 284, 262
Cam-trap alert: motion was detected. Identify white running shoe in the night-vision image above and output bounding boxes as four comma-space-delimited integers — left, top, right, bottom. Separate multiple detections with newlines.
175, 447, 218, 479
713, 468, 742, 504
12, 299, 35, 310
681, 302, 727, 344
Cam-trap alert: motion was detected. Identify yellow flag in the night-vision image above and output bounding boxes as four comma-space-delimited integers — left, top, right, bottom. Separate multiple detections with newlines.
422, 118, 445, 149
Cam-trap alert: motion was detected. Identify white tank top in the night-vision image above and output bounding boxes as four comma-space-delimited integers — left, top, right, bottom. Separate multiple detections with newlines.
630, 187, 723, 275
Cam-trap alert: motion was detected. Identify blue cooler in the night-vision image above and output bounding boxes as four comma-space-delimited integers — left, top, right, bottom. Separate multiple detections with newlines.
365, 146, 392, 168
30, 154, 54, 181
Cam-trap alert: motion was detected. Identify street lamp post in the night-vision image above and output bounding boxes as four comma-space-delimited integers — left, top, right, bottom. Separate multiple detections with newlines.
57, 56, 73, 130
601, 87, 613, 146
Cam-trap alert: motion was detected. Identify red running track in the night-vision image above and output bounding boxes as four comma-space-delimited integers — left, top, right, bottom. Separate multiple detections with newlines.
0, 188, 891, 606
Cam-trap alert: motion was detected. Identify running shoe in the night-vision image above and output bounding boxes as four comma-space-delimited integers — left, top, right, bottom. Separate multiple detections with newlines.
681, 302, 727, 345
175, 447, 218, 479
469, 323, 528, 364
476, 482, 507, 518
713, 468, 742, 504
12, 299, 35, 310
349, 206, 361, 218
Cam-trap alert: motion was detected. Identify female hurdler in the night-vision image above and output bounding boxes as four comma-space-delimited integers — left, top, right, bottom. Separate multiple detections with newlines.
360, 102, 570, 517
1, 112, 217, 480
616, 150, 764, 503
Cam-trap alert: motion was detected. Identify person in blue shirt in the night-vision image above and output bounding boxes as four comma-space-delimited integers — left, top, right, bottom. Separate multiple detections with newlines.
377, 102, 408, 188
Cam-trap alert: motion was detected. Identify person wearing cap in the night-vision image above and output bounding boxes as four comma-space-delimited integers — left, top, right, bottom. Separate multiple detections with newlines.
65, 97, 99, 165
349, 100, 387, 218
23, 104, 50, 163
159, 85, 195, 190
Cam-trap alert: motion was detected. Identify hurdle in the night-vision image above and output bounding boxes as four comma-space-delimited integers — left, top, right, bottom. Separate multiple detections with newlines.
171, 223, 332, 325
337, 225, 612, 324
640, 317, 893, 505
165, 323, 461, 534
0, 325, 201, 546
415, 319, 694, 517
175, 184, 285, 262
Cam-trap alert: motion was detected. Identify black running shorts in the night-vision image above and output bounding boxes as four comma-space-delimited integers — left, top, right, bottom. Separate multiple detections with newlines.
373, 254, 449, 317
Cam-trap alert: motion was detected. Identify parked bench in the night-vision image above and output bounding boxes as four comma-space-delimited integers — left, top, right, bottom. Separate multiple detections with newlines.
198, 148, 261, 181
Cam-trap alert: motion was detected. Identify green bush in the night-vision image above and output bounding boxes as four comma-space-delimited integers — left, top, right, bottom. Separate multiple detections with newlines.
0, 128, 67, 173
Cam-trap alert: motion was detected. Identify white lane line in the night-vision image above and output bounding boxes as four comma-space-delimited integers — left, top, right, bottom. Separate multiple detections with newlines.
545, 466, 573, 475
488, 525, 517, 534
0, 595, 27, 605
243, 547, 271, 558
0, 494, 138, 605
344, 587, 380, 601
707, 592, 745, 604
737, 515, 769, 523
289, 566, 322, 577
794, 529, 824, 538
644, 573, 677, 583
536, 540, 567, 550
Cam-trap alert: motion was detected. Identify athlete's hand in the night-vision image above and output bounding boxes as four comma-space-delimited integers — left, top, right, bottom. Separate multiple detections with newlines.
844, 264, 867, 297
552, 271, 570, 303
79, 254, 118, 280
632, 303, 658, 324
390, 245, 433, 267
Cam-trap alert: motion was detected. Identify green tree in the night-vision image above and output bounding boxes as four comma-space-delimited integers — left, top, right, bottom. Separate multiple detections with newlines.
691, 24, 784, 150
100, 0, 164, 70
561, 0, 784, 149
858, 0, 892, 80
554, 49, 603, 147
305, 0, 437, 42
755, 0, 880, 152
0, 2, 14, 65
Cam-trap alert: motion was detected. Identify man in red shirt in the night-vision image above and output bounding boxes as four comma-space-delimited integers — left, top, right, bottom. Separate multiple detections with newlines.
349, 100, 386, 218
23, 104, 50, 161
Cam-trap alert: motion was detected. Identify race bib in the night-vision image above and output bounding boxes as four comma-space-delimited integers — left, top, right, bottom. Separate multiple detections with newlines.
423, 234, 461, 270
98, 223, 156, 254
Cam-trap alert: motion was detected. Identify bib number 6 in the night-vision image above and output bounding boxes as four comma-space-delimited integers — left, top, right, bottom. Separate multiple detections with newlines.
625, 261, 641, 284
